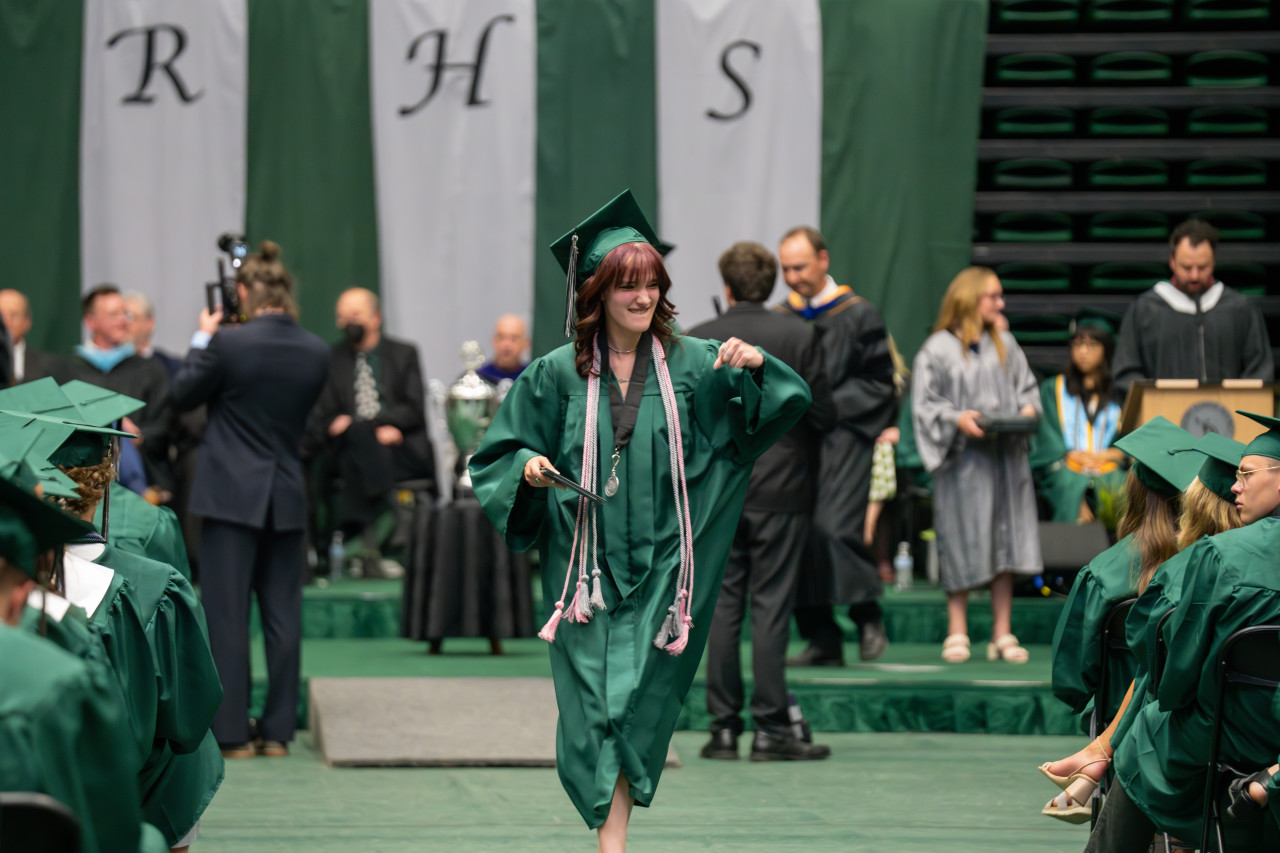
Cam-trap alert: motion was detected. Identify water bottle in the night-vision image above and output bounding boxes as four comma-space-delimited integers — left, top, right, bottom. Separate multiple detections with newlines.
328, 531, 345, 580
893, 541, 914, 591
787, 692, 812, 744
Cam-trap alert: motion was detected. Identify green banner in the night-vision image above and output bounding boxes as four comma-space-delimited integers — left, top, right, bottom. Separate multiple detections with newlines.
819, 0, 986, 358
244, 0, 380, 342
532, 0, 659, 359
0, 0, 84, 352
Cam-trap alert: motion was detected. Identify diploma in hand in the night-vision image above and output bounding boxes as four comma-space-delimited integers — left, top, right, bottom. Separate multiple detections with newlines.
540, 466, 606, 504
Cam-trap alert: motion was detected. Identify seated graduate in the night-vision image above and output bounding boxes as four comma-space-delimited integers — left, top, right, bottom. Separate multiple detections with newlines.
0, 450, 170, 853
1029, 315, 1127, 523
1038, 420, 1212, 822
1082, 412, 1280, 851
0, 382, 223, 852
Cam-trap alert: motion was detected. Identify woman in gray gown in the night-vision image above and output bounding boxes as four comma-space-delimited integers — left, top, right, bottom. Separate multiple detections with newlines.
912, 267, 1041, 664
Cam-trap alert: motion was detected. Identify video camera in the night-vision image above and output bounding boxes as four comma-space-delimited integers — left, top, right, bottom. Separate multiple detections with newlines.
205, 232, 249, 324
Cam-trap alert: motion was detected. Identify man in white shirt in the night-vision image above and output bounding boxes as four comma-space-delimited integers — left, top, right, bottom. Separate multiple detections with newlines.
0, 289, 58, 384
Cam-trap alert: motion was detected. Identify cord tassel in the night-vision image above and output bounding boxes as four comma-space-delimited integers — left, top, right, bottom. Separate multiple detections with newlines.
664, 595, 691, 656
653, 604, 679, 649
570, 584, 592, 623
589, 568, 606, 611
538, 601, 565, 642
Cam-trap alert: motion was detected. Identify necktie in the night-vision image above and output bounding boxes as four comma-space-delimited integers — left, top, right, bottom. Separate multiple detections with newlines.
354, 352, 380, 420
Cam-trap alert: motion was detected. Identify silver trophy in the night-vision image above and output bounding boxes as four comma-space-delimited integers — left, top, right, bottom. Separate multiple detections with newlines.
446, 341, 499, 493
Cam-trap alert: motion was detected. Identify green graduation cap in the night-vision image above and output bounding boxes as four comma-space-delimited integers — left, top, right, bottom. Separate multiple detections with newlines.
1237, 410, 1280, 462
0, 377, 84, 421
0, 449, 94, 576
1069, 308, 1118, 339
550, 189, 662, 338
1179, 431, 1246, 503
59, 380, 144, 428
0, 379, 134, 470
1113, 416, 1201, 497
0, 414, 82, 499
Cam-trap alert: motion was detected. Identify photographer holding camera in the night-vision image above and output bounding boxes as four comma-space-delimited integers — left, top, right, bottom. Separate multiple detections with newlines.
171, 239, 330, 758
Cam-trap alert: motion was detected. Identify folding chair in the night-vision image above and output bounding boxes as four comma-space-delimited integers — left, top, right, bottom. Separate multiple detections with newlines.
0, 792, 81, 853
1090, 597, 1138, 829
1200, 624, 1280, 853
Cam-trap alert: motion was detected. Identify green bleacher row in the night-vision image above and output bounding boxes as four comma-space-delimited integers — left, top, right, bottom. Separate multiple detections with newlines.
992, 0, 1272, 27
989, 49, 1272, 86
977, 210, 1273, 241
983, 105, 1271, 137
981, 156, 1268, 188
995, 259, 1273, 292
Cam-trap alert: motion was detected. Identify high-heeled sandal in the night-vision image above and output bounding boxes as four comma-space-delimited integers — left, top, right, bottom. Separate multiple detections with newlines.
1227, 768, 1276, 819
1037, 743, 1112, 790
988, 633, 1029, 663
942, 634, 970, 663
1040, 756, 1110, 824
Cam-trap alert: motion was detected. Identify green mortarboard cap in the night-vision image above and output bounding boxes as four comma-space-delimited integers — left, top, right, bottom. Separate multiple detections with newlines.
1237, 410, 1280, 461
1070, 309, 1118, 339
1179, 431, 1246, 503
59, 381, 144, 428
549, 189, 661, 338
1113, 416, 1201, 497
0, 378, 84, 421
0, 451, 94, 576
0, 411, 132, 470
0, 416, 86, 499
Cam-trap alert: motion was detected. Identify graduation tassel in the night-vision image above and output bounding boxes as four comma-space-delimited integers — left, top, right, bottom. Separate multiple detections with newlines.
538, 601, 565, 642
653, 604, 679, 649
664, 593, 691, 656
589, 568, 605, 611
563, 235, 579, 338
569, 581, 592, 623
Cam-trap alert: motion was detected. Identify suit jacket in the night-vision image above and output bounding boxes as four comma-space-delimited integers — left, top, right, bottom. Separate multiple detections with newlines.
171, 314, 330, 531
20, 347, 61, 383
688, 303, 836, 512
307, 336, 435, 484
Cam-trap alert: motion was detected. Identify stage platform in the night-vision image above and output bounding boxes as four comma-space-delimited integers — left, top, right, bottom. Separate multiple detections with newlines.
251, 636, 1080, 738
255, 577, 1069, 645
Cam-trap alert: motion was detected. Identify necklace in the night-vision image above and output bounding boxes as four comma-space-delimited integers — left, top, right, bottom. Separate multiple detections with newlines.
608, 344, 637, 354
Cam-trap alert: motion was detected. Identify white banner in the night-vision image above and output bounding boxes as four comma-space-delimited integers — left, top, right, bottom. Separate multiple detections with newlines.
370, 0, 535, 388
80, 0, 247, 352
657, 0, 822, 325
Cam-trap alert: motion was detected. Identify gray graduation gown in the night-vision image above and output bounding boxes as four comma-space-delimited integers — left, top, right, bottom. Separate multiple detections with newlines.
912, 330, 1042, 592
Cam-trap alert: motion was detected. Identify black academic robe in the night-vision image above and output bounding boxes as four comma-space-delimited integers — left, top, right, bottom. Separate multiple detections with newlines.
1113, 282, 1273, 391
780, 289, 897, 605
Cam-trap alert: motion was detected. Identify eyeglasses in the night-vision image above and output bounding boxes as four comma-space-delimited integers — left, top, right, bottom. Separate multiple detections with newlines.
1234, 465, 1280, 484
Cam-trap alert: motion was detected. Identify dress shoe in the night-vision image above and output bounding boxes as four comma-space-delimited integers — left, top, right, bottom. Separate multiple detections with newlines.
749, 730, 831, 761
859, 621, 889, 661
699, 729, 740, 760
255, 739, 289, 757
220, 742, 256, 760
785, 645, 845, 667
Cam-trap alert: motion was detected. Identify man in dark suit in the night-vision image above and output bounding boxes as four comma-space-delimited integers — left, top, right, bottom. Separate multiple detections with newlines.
171, 241, 330, 758
0, 288, 60, 384
307, 287, 436, 577
688, 241, 837, 761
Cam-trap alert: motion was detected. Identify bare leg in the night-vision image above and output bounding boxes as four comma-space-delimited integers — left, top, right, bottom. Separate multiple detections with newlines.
990, 571, 1014, 639
946, 590, 968, 638
1043, 681, 1134, 781
1251, 765, 1278, 806
597, 774, 633, 853
863, 501, 883, 547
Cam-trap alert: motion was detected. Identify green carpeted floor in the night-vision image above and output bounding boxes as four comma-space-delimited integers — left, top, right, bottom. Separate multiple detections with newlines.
199, 731, 1089, 852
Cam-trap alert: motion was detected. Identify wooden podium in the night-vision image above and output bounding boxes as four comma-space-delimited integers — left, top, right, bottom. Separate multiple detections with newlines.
1119, 379, 1277, 441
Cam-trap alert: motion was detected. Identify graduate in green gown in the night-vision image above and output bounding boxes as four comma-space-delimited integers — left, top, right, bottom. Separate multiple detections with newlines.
0, 452, 169, 853
1028, 317, 1127, 523
1087, 412, 1280, 850
470, 191, 810, 846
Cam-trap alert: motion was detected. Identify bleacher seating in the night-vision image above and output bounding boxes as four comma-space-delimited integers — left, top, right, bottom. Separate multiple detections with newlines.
978, 9, 1280, 374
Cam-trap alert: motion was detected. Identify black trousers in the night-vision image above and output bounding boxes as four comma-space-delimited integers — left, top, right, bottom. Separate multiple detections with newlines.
1085, 777, 1280, 853
201, 515, 305, 745
706, 510, 808, 737
794, 600, 884, 655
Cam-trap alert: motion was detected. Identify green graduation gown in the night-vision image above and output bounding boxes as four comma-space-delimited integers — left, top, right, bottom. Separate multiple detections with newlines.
1028, 376, 1125, 523
471, 338, 809, 828
1113, 519, 1280, 840
95, 482, 192, 579
69, 539, 224, 845
0, 623, 168, 853
1050, 535, 1139, 725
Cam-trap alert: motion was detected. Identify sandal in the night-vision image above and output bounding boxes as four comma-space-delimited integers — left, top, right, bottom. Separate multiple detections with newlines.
988, 634, 1029, 664
1038, 740, 1111, 789
1040, 754, 1110, 824
1227, 768, 1275, 819
941, 634, 970, 663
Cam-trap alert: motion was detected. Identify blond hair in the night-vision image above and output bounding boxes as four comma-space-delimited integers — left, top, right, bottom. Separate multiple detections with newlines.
1176, 477, 1243, 551
1116, 469, 1180, 594
933, 266, 1006, 366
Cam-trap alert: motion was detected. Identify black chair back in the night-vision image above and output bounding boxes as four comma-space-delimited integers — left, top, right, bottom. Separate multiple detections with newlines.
1201, 625, 1280, 853
0, 792, 81, 853
1090, 597, 1137, 830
